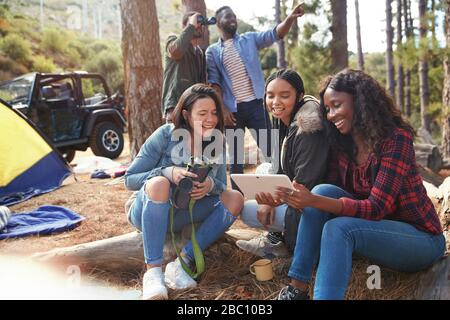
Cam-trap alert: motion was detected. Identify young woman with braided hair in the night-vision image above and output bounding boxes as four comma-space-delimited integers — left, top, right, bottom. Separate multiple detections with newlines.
236, 69, 330, 261
274, 69, 445, 300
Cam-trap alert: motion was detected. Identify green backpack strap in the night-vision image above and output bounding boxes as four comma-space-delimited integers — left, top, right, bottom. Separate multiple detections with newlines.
169, 198, 205, 280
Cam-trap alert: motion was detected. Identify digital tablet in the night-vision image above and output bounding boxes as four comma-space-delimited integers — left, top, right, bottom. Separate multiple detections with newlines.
230, 174, 293, 200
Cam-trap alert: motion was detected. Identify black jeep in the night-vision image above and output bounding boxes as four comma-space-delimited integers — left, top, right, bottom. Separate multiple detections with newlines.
0, 72, 126, 162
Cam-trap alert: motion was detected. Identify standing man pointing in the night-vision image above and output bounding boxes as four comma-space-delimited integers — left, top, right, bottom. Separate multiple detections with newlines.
206, 3, 305, 188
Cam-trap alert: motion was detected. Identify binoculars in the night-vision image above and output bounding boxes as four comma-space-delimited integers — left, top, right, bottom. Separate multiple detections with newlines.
197, 15, 217, 26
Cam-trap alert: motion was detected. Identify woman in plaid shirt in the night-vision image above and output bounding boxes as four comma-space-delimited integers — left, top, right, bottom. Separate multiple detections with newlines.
273, 69, 446, 300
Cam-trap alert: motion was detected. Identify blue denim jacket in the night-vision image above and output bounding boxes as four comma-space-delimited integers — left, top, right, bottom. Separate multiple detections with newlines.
124, 124, 227, 195
206, 27, 279, 113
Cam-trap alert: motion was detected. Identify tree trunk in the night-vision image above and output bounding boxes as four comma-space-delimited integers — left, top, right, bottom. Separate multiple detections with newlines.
330, 0, 348, 72
386, 0, 395, 97
355, 0, 364, 70
405, 69, 412, 117
396, 0, 404, 112
120, 0, 163, 158
442, 0, 450, 158
82, 0, 88, 33
289, 0, 299, 48
414, 143, 443, 173
418, 0, 431, 133
403, 0, 412, 117
431, 0, 438, 67
275, 0, 287, 69
414, 255, 450, 300
181, 0, 209, 50
40, 0, 44, 30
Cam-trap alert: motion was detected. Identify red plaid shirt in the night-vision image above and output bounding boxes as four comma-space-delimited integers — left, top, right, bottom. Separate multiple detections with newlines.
327, 128, 442, 235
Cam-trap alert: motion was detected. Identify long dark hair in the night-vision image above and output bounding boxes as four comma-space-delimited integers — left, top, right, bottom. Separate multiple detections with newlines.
172, 83, 225, 133
319, 69, 415, 159
263, 69, 305, 132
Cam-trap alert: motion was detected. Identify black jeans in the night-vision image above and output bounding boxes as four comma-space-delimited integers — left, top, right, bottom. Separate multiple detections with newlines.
226, 99, 271, 190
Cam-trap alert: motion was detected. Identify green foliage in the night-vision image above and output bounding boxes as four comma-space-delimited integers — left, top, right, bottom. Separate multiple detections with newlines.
0, 89, 13, 101
68, 38, 90, 60
284, 2, 333, 96
84, 50, 123, 92
81, 79, 95, 98
429, 63, 444, 107
42, 28, 67, 54
291, 38, 331, 95
260, 47, 277, 78
0, 33, 31, 64
65, 47, 81, 68
355, 52, 386, 86
0, 5, 10, 19
32, 55, 56, 73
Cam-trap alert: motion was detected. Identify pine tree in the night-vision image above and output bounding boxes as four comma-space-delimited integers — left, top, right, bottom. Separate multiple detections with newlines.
120, 0, 163, 157
386, 0, 395, 97
355, 0, 364, 70
441, 0, 450, 158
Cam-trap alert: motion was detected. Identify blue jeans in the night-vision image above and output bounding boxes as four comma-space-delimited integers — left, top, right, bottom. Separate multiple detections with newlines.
240, 200, 287, 232
129, 186, 236, 265
227, 99, 271, 190
289, 184, 446, 300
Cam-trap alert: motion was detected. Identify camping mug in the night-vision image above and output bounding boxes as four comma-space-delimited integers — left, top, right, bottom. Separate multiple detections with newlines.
249, 259, 273, 281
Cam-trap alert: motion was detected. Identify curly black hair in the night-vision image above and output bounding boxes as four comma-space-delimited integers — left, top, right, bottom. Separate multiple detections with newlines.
319, 69, 415, 159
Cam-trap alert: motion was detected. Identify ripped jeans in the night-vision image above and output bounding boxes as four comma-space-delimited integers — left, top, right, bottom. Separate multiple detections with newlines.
128, 185, 236, 265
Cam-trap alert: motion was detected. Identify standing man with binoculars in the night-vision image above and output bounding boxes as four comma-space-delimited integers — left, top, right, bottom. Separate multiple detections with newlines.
161, 11, 214, 123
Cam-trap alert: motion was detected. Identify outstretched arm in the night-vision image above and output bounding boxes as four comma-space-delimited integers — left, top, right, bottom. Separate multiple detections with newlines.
276, 2, 305, 39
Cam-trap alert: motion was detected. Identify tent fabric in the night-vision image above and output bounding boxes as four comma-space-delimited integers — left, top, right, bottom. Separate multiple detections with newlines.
0, 100, 71, 206
0, 205, 84, 240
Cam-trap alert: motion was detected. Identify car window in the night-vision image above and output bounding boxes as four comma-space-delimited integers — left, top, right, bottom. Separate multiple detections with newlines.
0, 75, 34, 108
81, 77, 107, 105
39, 78, 75, 100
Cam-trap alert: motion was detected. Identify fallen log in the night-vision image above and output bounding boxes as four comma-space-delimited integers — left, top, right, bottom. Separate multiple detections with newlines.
31, 228, 257, 274
418, 165, 444, 187
32, 227, 194, 274
414, 255, 450, 300
437, 177, 450, 226
32, 232, 146, 273
414, 143, 443, 173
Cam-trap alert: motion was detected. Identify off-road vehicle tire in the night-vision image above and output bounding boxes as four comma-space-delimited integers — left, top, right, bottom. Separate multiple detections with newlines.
89, 121, 124, 159
61, 149, 76, 163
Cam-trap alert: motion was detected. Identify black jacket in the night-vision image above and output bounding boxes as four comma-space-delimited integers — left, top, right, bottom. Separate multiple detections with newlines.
271, 96, 329, 188
271, 96, 330, 252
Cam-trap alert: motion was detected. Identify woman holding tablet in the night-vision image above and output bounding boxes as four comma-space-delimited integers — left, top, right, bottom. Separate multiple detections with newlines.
236, 69, 330, 259
274, 69, 445, 300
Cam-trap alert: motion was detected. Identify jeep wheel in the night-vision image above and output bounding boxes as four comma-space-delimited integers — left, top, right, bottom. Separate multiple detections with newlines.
89, 122, 124, 159
61, 150, 76, 163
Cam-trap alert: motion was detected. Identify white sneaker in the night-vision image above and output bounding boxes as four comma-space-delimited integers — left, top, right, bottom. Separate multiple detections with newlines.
142, 267, 168, 300
164, 258, 197, 290
236, 232, 289, 259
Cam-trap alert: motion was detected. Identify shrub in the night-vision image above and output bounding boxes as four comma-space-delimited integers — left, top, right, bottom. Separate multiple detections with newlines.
85, 51, 123, 92
0, 54, 13, 71
42, 28, 66, 53
0, 89, 13, 101
32, 55, 56, 73
0, 33, 31, 64
64, 47, 81, 67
